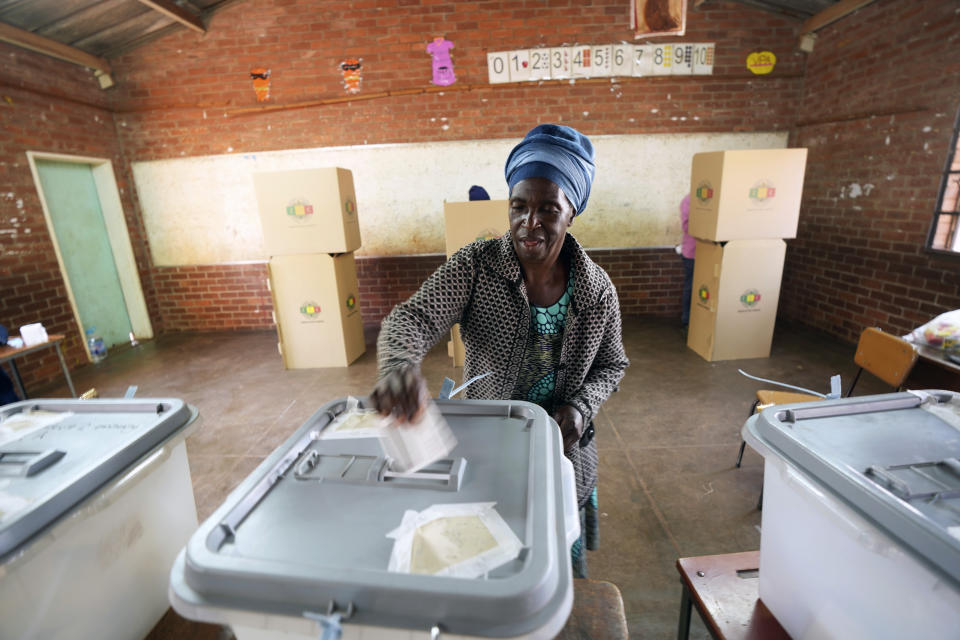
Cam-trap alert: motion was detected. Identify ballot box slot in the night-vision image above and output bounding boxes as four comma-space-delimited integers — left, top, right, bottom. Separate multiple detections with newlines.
0, 449, 65, 477
866, 458, 960, 503
293, 451, 381, 483
380, 457, 466, 491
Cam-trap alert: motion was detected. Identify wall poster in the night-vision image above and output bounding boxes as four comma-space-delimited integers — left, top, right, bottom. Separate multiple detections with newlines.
632, 0, 686, 37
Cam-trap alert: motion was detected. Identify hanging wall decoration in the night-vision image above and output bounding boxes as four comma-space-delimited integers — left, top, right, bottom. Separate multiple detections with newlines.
631, 0, 686, 38
746, 51, 777, 75
426, 37, 456, 86
487, 42, 715, 84
340, 58, 363, 93
250, 68, 271, 102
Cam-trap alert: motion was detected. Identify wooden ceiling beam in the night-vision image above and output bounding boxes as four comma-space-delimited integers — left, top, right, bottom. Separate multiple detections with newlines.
0, 20, 111, 74
135, 0, 205, 33
801, 0, 879, 35
105, 0, 248, 57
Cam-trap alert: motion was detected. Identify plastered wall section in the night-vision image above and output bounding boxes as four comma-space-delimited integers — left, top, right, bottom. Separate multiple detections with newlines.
132, 132, 787, 265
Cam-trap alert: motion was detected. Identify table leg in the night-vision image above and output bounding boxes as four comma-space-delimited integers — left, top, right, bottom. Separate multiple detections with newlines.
677, 583, 692, 640
7, 360, 28, 400
54, 343, 76, 398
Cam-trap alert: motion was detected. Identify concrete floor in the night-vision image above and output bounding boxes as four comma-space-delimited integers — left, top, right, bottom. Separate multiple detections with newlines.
35, 317, 889, 639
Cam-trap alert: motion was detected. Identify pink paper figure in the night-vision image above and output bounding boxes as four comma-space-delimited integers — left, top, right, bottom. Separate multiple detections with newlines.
427, 37, 456, 86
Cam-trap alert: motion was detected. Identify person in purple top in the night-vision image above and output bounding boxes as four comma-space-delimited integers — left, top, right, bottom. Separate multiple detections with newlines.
679, 194, 695, 328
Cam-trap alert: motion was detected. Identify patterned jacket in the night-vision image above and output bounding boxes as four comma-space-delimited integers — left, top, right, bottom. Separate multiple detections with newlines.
377, 232, 629, 505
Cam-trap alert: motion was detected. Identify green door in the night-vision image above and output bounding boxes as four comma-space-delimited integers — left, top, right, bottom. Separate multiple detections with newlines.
36, 160, 133, 352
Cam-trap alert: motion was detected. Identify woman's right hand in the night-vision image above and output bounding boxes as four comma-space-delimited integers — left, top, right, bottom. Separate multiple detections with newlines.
371, 366, 429, 424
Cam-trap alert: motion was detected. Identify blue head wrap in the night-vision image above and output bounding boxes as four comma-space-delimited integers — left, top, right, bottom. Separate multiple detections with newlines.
504, 124, 595, 216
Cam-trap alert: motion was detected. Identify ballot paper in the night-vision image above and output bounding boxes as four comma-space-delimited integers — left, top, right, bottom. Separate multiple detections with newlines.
378, 400, 457, 473
386, 502, 524, 578
321, 398, 385, 440
0, 409, 73, 448
322, 397, 457, 473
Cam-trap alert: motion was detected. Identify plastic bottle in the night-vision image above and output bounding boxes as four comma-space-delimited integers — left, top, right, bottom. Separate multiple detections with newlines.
85, 327, 107, 363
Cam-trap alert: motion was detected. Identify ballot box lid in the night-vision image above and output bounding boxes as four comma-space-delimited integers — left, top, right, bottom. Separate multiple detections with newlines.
171, 397, 577, 638
747, 390, 960, 587
0, 398, 193, 561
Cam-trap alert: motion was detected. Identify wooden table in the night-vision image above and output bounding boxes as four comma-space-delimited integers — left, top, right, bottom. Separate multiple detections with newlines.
676, 551, 788, 640
147, 578, 631, 640
557, 579, 629, 639
905, 344, 960, 392
0, 334, 76, 399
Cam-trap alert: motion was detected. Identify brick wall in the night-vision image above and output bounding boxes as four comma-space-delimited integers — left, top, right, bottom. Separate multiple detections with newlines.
16, 0, 956, 389
355, 254, 445, 325
591, 247, 686, 318
152, 263, 274, 330
151, 247, 686, 333
102, 0, 801, 337
109, 1, 803, 159
779, 0, 960, 343
0, 43, 160, 393
353, 247, 687, 328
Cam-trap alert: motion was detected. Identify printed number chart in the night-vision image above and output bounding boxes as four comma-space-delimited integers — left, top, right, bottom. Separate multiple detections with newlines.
488, 43, 715, 84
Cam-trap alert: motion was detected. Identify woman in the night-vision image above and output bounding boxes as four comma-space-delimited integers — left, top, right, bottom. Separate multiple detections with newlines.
373, 124, 629, 576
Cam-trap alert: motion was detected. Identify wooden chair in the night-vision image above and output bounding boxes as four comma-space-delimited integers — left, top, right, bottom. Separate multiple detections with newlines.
736, 327, 918, 470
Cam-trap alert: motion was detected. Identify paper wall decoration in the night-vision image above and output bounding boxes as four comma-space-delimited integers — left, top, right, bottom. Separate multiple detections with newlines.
746, 51, 777, 75
427, 37, 456, 86
340, 58, 363, 93
632, 0, 687, 38
487, 43, 714, 84
250, 68, 271, 102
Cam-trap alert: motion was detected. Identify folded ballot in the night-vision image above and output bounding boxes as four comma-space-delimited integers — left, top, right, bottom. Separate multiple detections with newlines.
322, 397, 456, 473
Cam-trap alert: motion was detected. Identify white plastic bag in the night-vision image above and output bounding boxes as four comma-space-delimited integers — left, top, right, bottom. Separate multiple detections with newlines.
386, 502, 524, 578
19, 323, 47, 347
906, 310, 960, 354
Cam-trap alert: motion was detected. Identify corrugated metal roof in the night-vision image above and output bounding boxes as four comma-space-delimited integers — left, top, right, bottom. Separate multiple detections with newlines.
0, 0, 847, 75
0, 0, 239, 60
719, 0, 838, 19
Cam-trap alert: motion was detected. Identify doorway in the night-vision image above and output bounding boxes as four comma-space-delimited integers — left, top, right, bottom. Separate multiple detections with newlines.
26, 152, 152, 361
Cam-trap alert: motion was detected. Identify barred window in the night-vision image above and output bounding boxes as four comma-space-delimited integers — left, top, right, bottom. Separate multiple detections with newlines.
928, 105, 960, 254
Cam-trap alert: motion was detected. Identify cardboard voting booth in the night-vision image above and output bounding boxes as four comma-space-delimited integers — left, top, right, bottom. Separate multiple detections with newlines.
688, 148, 807, 242
268, 253, 365, 368
443, 200, 509, 367
686, 238, 786, 361
254, 167, 361, 255
686, 147, 807, 361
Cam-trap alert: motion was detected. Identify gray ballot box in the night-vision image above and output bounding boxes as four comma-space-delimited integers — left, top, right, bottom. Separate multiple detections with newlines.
0, 398, 199, 640
743, 390, 960, 639
170, 397, 579, 640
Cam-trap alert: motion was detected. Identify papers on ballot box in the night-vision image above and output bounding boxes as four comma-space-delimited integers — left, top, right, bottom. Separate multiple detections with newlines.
322, 397, 457, 473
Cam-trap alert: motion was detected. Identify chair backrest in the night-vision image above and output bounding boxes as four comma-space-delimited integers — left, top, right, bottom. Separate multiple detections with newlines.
854, 327, 918, 388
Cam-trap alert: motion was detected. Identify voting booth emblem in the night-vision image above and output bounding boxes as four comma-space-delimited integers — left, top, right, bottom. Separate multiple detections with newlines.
739, 289, 762, 309
286, 199, 314, 219
748, 181, 776, 204
475, 227, 502, 243
299, 301, 322, 320
695, 181, 714, 203
697, 285, 710, 305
